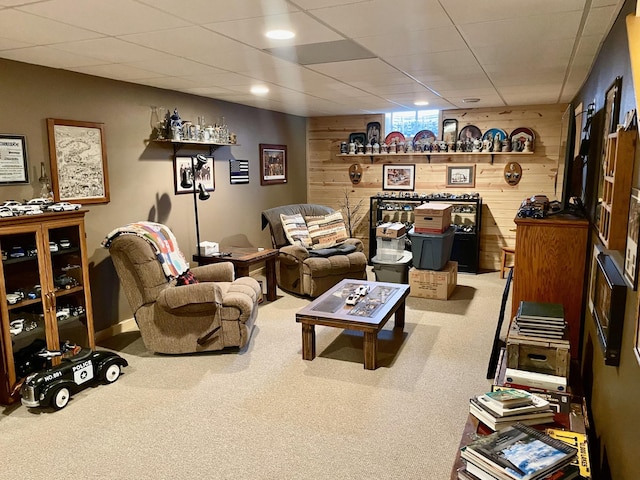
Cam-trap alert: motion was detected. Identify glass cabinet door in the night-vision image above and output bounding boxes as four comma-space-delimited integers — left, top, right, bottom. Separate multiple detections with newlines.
1, 229, 49, 379
46, 224, 90, 350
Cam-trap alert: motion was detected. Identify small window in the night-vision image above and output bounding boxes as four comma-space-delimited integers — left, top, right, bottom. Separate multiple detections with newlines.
385, 110, 440, 138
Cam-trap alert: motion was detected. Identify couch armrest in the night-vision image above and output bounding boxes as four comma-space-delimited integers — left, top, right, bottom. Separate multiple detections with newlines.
343, 238, 364, 252
157, 283, 223, 312
190, 262, 235, 282
279, 244, 310, 264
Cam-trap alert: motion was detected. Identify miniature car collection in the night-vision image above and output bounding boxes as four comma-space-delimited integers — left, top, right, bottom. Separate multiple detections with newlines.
0, 198, 81, 217
346, 285, 370, 305
19, 341, 128, 410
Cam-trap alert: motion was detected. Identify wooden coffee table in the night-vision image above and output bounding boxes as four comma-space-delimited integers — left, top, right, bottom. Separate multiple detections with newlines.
193, 247, 278, 301
295, 279, 410, 370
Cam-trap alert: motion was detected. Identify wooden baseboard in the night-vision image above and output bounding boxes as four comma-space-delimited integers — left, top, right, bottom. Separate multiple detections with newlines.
94, 317, 138, 343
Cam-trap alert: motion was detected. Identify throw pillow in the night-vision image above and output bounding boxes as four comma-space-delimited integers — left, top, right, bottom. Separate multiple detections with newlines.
280, 213, 312, 247
305, 211, 348, 250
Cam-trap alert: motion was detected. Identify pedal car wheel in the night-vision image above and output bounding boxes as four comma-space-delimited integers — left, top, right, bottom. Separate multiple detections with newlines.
52, 387, 70, 410
103, 364, 121, 383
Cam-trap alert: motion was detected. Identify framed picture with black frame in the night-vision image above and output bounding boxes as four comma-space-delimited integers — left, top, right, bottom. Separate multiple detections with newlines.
624, 188, 640, 290
174, 155, 215, 195
592, 252, 626, 366
0, 134, 28, 184
382, 164, 415, 191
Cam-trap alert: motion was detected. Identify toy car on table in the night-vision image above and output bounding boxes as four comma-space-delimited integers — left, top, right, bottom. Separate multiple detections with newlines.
20, 341, 128, 410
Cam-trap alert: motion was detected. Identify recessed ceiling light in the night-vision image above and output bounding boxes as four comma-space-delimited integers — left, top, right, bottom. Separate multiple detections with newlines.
462, 98, 480, 103
414, 100, 429, 106
265, 29, 295, 40
250, 85, 269, 95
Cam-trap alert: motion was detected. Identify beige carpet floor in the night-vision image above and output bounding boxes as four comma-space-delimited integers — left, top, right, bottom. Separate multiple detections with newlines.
0, 269, 508, 480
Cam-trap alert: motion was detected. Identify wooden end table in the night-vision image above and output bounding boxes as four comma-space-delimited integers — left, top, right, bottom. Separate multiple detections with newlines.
193, 247, 278, 302
295, 279, 410, 370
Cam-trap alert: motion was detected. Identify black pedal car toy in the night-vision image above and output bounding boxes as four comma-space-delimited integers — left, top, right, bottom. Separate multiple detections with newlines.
20, 342, 128, 410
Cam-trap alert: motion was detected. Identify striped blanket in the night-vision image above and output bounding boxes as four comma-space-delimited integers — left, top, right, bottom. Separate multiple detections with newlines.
102, 222, 189, 279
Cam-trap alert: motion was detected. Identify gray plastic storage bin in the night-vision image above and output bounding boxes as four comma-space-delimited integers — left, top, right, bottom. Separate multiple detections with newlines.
371, 251, 413, 283
408, 226, 455, 270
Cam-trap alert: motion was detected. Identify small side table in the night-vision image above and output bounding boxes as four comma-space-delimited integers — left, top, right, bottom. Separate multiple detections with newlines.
193, 247, 278, 302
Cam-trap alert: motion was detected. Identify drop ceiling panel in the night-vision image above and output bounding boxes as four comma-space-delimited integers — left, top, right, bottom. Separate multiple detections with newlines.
203, 12, 342, 49
0, 9, 100, 44
354, 26, 467, 58
51, 38, 171, 63
17, 0, 190, 36
0, 36, 33, 50
443, 0, 586, 24
474, 38, 575, 65
0, 45, 104, 68
126, 58, 227, 77
69, 63, 163, 81
136, 0, 297, 24
582, 5, 619, 36
386, 49, 480, 73
307, 58, 400, 80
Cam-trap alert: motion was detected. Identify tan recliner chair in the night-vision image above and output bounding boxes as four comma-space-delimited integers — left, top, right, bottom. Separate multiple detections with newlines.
108, 234, 260, 354
261, 204, 368, 298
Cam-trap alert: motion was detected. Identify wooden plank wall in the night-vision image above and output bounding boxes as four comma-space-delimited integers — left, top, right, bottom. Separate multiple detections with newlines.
307, 104, 567, 272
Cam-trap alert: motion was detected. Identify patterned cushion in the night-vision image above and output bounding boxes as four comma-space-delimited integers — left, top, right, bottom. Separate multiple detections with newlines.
280, 213, 312, 247
305, 211, 348, 250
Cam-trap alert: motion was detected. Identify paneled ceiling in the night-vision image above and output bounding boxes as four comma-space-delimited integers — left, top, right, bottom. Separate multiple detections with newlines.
0, 0, 625, 117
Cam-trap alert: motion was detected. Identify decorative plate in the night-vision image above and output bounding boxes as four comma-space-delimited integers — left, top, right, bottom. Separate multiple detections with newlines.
458, 125, 482, 141
413, 129, 436, 148
510, 127, 535, 152
482, 128, 508, 142
384, 131, 406, 145
349, 132, 367, 146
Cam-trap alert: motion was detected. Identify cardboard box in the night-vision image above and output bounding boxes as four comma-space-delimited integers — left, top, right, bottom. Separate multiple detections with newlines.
376, 222, 407, 239
408, 261, 457, 300
413, 203, 452, 233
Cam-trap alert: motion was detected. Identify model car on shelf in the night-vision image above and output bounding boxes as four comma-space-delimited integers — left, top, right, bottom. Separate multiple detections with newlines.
0, 200, 22, 209
19, 341, 128, 410
49, 241, 59, 252
47, 202, 81, 212
54, 273, 79, 289
9, 246, 25, 258
0, 207, 14, 217
59, 239, 72, 249
7, 292, 24, 305
26, 197, 54, 207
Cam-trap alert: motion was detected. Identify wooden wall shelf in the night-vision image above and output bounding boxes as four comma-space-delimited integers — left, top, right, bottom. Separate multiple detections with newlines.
337, 151, 534, 164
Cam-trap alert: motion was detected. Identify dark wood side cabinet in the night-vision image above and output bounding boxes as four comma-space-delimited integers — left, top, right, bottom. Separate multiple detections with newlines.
511, 214, 589, 359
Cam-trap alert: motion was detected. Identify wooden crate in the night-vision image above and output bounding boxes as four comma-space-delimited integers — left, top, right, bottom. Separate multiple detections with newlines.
506, 322, 570, 378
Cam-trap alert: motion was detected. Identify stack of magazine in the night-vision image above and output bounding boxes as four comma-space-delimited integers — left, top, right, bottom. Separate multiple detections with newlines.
513, 302, 568, 341
469, 388, 556, 431
458, 423, 579, 480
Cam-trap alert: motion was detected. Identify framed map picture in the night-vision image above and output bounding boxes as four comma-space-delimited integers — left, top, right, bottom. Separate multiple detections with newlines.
47, 118, 110, 204
625, 188, 640, 290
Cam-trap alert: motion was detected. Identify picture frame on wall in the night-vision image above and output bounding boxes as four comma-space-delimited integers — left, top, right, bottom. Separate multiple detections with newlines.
174, 155, 215, 195
0, 134, 29, 184
446, 165, 475, 188
46, 118, 110, 204
382, 164, 415, 191
625, 188, 640, 290
635, 287, 640, 366
260, 144, 287, 185
603, 76, 622, 137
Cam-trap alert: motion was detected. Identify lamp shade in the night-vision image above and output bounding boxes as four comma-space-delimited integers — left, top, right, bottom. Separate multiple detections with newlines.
198, 183, 210, 200
194, 154, 208, 171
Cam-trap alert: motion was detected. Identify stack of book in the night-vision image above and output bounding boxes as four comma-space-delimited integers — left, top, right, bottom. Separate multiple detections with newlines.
469, 388, 556, 431
513, 302, 568, 341
458, 423, 579, 480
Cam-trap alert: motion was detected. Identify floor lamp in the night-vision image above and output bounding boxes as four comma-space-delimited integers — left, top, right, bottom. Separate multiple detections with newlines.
180, 154, 210, 254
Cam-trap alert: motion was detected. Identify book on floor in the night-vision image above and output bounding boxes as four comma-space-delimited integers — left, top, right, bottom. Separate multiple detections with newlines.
476, 392, 551, 417
470, 397, 555, 431
484, 388, 535, 408
460, 423, 577, 480
463, 460, 580, 480
517, 302, 565, 322
545, 428, 591, 478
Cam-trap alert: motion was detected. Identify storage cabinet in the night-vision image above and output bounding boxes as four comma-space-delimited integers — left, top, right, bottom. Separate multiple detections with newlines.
0, 210, 95, 404
511, 214, 589, 360
596, 129, 636, 250
369, 194, 482, 273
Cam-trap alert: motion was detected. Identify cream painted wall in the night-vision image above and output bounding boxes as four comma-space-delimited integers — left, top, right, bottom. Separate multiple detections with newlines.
0, 58, 307, 331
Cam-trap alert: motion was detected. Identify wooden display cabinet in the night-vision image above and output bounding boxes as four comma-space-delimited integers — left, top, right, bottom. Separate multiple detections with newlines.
511, 214, 589, 360
0, 210, 95, 404
597, 129, 636, 250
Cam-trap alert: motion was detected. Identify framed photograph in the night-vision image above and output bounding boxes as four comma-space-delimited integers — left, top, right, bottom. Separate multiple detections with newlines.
260, 144, 287, 185
382, 164, 415, 191
624, 188, 640, 289
603, 76, 622, 137
47, 118, 109, 204
442, 119, 458, 143
174, 155, 215, 194
0, 134, 28, 184
592, 252, 627, 366
446, 165, 475, 187
588, 243, 604, 315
